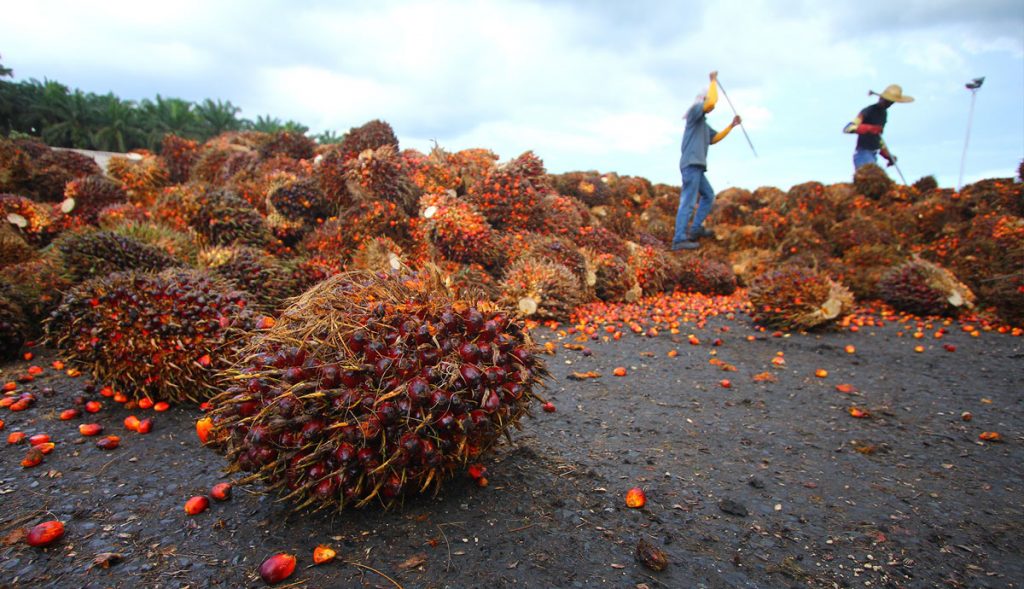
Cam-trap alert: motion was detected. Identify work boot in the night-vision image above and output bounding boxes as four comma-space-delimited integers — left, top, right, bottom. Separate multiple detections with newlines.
671, 240, 700, 251
692, 226, 714, 239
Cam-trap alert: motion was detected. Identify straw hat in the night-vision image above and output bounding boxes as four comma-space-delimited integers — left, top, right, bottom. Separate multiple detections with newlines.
876, 84, 914, 103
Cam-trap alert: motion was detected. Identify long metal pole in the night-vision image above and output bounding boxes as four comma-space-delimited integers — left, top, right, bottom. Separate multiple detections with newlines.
957, 89, 978, 192
715, 79, 757, 157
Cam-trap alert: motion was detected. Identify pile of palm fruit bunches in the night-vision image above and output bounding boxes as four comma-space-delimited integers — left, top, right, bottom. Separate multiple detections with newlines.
1, 123, 1021, 509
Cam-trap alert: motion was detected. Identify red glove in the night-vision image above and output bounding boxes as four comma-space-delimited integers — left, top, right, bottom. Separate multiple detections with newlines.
881, 150, 896, 167
856, 123, 883, 135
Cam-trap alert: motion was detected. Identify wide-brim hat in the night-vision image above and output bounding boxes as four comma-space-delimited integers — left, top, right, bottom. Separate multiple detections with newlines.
875, 84, 914, 103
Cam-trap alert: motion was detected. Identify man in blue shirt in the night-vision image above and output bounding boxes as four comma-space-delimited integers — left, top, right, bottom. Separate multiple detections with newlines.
672, 71, 741, 251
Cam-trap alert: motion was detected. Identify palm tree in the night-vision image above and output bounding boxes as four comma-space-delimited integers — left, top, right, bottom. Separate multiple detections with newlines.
38, 83, 97, 148
93, 93, 143, 152
195, 98, 242, 139
0, 54, 12, 78
139, 94, 200, 149
315, 129, 343, 144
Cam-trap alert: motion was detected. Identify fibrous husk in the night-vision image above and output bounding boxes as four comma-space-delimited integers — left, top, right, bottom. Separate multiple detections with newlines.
748, 265, 854, 330
205, 268, 549, 511
44, 268, 256, 402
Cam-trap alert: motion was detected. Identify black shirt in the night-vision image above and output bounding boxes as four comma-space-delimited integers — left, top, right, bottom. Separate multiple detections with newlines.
856, 103, 888, 151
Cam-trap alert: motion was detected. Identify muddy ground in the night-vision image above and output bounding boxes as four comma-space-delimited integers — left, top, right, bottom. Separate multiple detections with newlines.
1, 311, 1022, 589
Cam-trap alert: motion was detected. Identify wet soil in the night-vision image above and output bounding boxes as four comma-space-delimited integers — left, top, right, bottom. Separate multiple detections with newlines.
1, 313, 1022, 588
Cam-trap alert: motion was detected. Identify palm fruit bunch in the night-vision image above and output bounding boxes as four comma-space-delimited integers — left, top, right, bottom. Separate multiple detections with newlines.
853, 163, 894, 200
0, 278, 30, 360
637, 207, 675, 244
160, 134, 200, 184
707, 187, 754, 226
97, 203, 152, 227
519, 234, 591, 288
1, 223, 36, 268
348, 236, 408, 275
63, 174, 129, 224
446, 148, 500, 192
895, 195, 963, 244
838, 244, 906, 300
1, 194, 60, 245
671, 255, 738, 295
198, 246, 301, 312
106, 152, 171, 206
499, 257, 587, 319
204, 268, 549, 510
45, 268, 256, 402
946, 213, 1023, 293
345, 145, 420, 215
434, 260, 499, 300
626, 243, 672, 296
267, 176, 332, 228
777, 226, 828, 260
960, 178, 1024, 217
465, 152, 543, 231
416, 190, 502, 269
550, 171, 611, 207
572, 225, 630, 261
29, 148, 102, 202
592, 205, 637, 240
728, 248, 778, 286
877, 258, 975, 317
333, 199, 411, 250
259, 131, 317, 161
527, 193, 589, 237
983, 272, 1024, 326
313, 145, 355, 207
913, 175, 939, 194
403, 147, 462, 195
1, 254, 71, 321
747, 265, 854, 330
124, 212, 217, 264
229, 159, 306, 212
187, 187, 272, 248
0, 138, 34, 194
582, 250, 636, 302
54, 229, 184, 283
336, 119, 399, 163
191, 139, 258, 186
605, 174, 654, 208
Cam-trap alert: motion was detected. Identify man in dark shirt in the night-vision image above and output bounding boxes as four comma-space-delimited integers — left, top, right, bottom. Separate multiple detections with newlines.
844, 84, 913, 170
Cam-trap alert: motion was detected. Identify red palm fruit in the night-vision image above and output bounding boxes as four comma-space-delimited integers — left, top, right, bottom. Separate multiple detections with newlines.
312, 544, 336, 565
542, 402, 556, 413
153, 401, 170, 412
21, 447, 44, 467
124, 415, 141, 431
184, 495, 209, 515
28, 434, 50, 446
59, 408, 80, 420
96, 435, 120, 450
9, 399, 30, 411
136, 418, 153, 434
196, 417, 213, 444
210, 482, 232, 501
138, 398, 154, 409
79, 423, 103, 436
100, 386, 115, 398
259, 553, 297, 585
8, 431, 26, 444
0, 418, 4, 430
36, 442, 55, 455
113, 392, 128, 403
26, 521, 64, 547
625, 487, 646, 508
85, 401, 102, 413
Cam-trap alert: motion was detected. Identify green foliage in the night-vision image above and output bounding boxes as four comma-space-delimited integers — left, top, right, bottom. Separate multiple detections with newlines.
0, 57, 345, 153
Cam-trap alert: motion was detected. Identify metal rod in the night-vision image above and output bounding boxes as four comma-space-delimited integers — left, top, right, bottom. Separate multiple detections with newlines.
957, 89, 978, 192
892, 160, 908, 184
715, 78, 757, 157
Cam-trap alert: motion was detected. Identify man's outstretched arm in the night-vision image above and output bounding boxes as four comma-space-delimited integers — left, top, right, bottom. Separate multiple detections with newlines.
703, 71, 719, 113
712, 115, 742, 144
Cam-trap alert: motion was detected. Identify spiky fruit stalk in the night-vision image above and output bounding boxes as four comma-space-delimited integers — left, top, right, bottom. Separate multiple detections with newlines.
345, 145, 421, 214
45, 269, 256, 402
748, 265, 854, 330
338, 119, 399, 163
877, 258, 975, 317
206, 268, 549, 512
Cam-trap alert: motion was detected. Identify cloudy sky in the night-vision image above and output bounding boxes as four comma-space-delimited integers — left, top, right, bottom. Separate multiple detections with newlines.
2, 0, 1022, 191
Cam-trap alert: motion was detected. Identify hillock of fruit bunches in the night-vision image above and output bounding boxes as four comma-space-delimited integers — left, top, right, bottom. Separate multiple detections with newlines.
2, 125, 1022, 452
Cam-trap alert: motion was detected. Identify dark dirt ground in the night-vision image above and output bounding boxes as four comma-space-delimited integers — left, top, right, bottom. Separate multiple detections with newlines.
1, 310, 1022, 589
